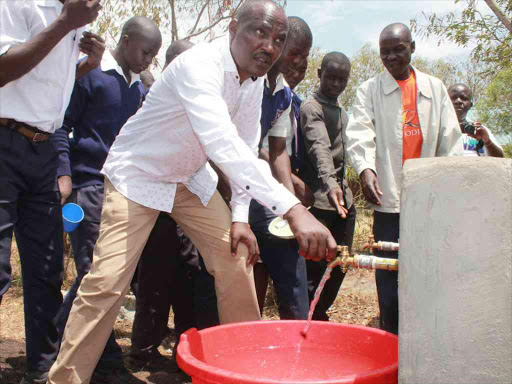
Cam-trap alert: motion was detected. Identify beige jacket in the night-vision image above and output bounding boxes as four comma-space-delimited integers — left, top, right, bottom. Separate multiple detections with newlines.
345, 67, 464, 213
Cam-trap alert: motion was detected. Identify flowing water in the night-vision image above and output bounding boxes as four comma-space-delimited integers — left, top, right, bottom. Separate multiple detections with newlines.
301, 265, 333, 337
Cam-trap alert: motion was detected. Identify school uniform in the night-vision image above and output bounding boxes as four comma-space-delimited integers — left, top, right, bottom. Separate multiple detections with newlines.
52, 50, 145, 369
249, 75, 309, 320
0, 1, 84, 378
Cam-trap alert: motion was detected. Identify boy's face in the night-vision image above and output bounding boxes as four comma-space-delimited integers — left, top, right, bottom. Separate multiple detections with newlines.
276, 36, 311, 77
123, 35, 162, 74
284, 59, 307, 91
448, 85, 473, 121
318, 61, 350, 100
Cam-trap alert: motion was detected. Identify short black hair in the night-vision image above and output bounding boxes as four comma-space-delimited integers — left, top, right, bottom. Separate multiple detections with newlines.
320, 51, 350, 71
448, 83, 473, 101
165, 40, 194, 66
118, 16, 161, 44
287, 16, 312, 46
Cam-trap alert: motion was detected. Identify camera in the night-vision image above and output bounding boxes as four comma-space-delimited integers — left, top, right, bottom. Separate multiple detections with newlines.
460, 121, 475, 135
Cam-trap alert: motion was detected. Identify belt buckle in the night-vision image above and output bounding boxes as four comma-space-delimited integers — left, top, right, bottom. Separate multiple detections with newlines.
32, 132, 46, 143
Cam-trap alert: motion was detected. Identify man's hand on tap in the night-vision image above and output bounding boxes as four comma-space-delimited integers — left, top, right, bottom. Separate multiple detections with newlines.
284, 204, 337, 262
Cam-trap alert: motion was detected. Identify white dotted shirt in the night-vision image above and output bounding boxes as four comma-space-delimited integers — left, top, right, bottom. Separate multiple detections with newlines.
102, 37, 300, 223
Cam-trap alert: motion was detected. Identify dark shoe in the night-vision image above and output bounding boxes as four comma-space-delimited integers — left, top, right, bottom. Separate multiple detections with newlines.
90, 366, 144, 384
129, 347, 179, 373
19, 371, 48, 384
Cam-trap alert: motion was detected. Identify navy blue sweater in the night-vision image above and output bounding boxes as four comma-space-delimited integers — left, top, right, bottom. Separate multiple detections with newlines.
53, 62, 146, 188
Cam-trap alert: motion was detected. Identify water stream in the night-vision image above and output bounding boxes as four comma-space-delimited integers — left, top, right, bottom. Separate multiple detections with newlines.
301, 265, 333, 337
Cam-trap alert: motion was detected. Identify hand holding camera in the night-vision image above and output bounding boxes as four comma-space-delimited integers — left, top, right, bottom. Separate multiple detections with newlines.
462, 121, 490, 145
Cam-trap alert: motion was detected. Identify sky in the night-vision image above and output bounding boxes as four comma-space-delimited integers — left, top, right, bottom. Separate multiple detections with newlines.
283, 0, 487, 61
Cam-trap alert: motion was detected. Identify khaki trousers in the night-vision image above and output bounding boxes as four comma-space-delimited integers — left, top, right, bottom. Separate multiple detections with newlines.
48, 179, 260, 384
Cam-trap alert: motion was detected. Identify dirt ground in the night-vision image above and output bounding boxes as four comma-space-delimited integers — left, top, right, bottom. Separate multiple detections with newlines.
0, 209, 379, 383
0, 269, 379, 384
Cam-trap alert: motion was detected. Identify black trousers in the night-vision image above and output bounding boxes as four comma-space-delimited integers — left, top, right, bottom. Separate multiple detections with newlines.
131, 214, 219, 354
373, 211, 400, 335
307, 204, 356, 321
0, 127, 64, 373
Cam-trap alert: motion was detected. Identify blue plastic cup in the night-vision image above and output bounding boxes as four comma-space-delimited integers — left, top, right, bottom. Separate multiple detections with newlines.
62, 203, 84, 233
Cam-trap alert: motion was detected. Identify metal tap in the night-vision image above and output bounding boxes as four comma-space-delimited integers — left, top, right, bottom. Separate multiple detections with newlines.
362, 235, 400, 253
328, 245, 399, 272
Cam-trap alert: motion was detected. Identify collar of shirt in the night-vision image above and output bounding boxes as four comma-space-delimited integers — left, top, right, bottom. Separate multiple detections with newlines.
382, 65, 433, 99
264, 73, 288, 96
34, 0, 63, 7
223, 37, 258, 83
314, 89, 339, 108
100, 50, 141, 87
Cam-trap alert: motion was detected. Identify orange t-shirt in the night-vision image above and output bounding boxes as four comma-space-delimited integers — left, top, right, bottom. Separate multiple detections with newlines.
397, 71, 423, 165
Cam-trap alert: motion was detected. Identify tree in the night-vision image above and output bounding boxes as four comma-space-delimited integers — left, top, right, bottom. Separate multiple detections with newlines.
411, 0, 512, 77
296, 43, 464, 114
475, 67, 512, 139
92, 0, 286, 67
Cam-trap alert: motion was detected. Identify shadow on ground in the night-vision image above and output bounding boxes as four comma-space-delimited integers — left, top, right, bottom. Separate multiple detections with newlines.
0, 339, 25, 384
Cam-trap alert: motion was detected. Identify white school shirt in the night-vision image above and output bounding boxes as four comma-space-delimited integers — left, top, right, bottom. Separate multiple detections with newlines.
0, 0, 85, 133
102, 37, 300, 223
262, 74, 293, 155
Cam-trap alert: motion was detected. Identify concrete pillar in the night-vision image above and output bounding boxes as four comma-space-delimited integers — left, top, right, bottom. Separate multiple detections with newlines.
399, 157, 512, 384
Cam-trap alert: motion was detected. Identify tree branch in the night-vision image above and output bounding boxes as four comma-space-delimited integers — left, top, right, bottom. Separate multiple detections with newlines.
484, 0, 512, 34
188, 1, 211, 37
168, 0, 179, 41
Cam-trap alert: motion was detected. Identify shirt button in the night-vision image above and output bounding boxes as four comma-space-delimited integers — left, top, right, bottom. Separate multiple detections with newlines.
272, 206, 276, 211
246, 186, 250, 190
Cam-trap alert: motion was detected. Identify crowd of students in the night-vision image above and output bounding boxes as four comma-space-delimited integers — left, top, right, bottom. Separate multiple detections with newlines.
0, 0, 504, 383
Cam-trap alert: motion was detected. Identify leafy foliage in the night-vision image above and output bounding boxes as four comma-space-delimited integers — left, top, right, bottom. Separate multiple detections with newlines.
475, 67, 512, 137
411, 0, 512, 77
296, 43, 483, 114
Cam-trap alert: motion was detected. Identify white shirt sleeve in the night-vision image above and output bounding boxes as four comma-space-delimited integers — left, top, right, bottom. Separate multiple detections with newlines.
0, 2, 31, 55
267, 102, 292, 138
168, 50, 299, 222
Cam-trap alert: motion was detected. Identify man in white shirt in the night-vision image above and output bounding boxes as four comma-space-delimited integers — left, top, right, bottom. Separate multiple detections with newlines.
49, 1, 336, 383
345, 23, 463, 335
0, 1, 101, 383
448, 83, 504, 157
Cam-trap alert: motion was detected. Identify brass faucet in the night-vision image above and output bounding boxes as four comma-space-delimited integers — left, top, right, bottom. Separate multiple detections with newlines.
328, 245, 399, 272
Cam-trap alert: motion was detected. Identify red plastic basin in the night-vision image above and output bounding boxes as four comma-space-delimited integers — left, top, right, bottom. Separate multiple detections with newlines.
177, 321, 398, 384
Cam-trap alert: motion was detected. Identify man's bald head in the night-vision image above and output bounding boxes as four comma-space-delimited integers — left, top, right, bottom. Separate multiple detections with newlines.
379, 22, 415, 80
229, 0, 288, 80
119, 16, 162, 45
235, 0, 285, 25
379, 22, 412, 44
165, 40, 194, 68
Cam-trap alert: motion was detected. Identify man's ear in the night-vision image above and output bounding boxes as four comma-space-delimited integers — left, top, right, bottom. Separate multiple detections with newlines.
228, 19, 238, 41
121, 34, 130, 49
317, 67, 322, 80
410, 40, 416, 54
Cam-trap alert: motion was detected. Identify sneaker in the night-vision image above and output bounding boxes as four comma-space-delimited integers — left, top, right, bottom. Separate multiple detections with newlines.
129, 347, 179, 373
90, 366, 144, 384
19, 371, 48, 384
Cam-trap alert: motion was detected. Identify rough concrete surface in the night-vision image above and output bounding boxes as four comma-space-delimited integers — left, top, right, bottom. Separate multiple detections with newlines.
399, 157, 512, 384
